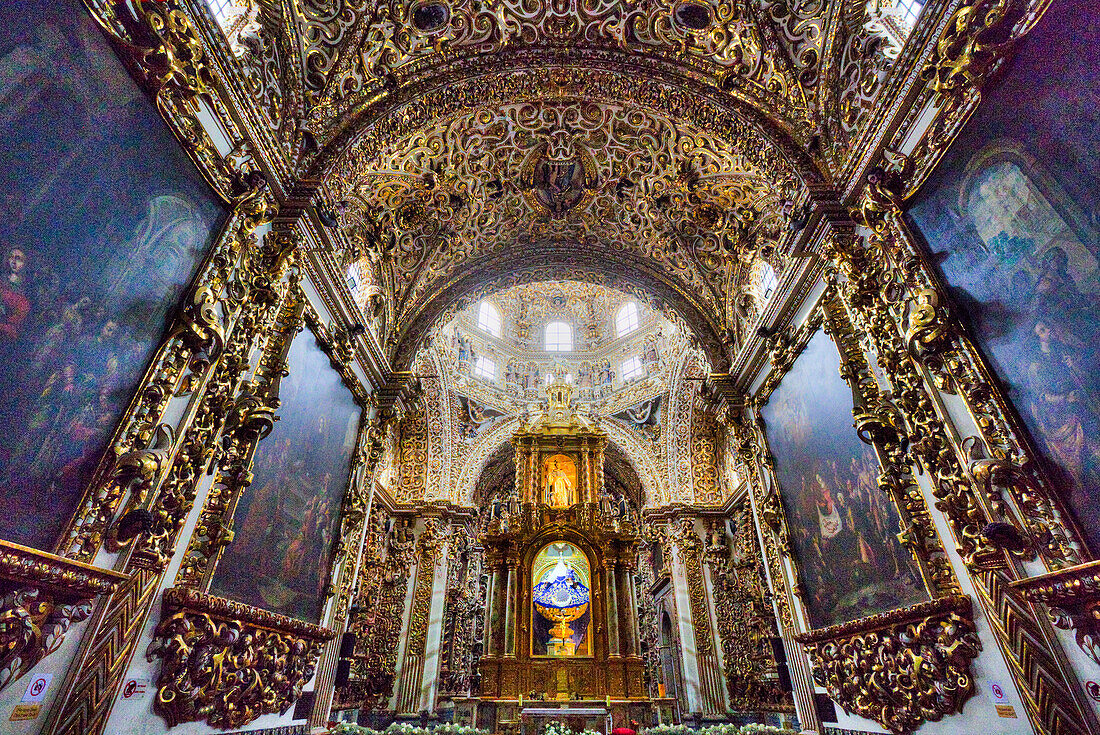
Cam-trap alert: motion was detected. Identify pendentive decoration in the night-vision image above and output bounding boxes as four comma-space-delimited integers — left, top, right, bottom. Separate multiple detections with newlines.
796, 595, 981, 735
146, 587, 334, 729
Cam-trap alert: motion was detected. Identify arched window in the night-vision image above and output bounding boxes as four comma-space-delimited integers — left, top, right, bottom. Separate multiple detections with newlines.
204, 0, 259, 55
474, 356, 496, 381
621, 355, 644, 381
616, 302, 639, 337
895, 0, 925, 27
545, 321, 572, 351
477, 301, 501, 337
345, 263, 361, 294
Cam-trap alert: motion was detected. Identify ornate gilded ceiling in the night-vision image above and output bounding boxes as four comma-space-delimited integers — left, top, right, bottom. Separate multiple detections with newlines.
294, 0, 866, 146
230, 0, 900, 371
328, 93, 806, 369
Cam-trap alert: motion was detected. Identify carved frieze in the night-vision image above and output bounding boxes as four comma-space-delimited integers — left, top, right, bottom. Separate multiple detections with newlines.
0, 541, 128, 692
797, 595, 981, 735
1011, 561, 1100, 667
147, 587, 334, 729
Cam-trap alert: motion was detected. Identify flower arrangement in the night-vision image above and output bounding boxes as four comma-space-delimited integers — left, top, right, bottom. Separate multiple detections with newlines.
543, 720, 575, 735
385, 724, 430, 735
639, 725, 694, 735
699, 724, 741, 735
433, 725, 491, 735
641, 725, 794, 735
328, 725, 382, 735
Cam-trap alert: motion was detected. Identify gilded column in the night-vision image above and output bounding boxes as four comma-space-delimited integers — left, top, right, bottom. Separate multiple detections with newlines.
484, 557, 501, 656
606, 559, 621, 658
623, 559, 641, 656
503, 557, 517, 657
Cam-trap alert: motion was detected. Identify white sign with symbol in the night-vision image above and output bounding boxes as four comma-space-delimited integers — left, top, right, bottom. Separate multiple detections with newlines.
122, 678, 149, 700
990, 682, 1008, 703
21, 674, 52, 704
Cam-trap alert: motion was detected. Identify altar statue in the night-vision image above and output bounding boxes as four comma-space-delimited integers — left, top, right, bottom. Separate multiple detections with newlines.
547, 458, 574, 507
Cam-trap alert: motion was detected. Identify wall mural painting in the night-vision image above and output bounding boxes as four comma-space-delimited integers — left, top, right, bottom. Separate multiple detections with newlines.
761, 331, 927, 629
532, 541, 591, 657
543, 453, 578, 508
210, 328, 362, 623
907, 0, 1100, 550
0, 0, 224, 551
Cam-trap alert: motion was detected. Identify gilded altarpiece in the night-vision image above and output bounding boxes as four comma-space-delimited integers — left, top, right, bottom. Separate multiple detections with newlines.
479, 379, 645, 710
147, 289, 379, 729
0, 0, 281, 715
705, 508, 792, 713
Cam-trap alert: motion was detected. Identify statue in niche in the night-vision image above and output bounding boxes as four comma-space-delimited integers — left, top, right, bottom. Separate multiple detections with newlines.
544, 453, 577, 508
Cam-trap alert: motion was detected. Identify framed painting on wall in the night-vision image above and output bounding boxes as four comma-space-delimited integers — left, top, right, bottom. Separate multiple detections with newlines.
760, 330, 927, 629
210, 326, 362, 623
0, 0, 225, 551
906, 0, 1100, 551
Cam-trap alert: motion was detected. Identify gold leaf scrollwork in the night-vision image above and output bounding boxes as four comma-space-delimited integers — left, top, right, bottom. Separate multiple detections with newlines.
798, 596, 981, 735
929, 0, 1022, 99
1011, 560, 1100, 668
0, 541, 127, 693
147, 588, 333, 729
0, 588, 93, 693
904, 288, 952, 361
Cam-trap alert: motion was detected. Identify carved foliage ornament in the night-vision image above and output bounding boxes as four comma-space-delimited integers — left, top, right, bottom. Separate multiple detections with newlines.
299, 0, 819, 130
331, 99, 800, 334
147, 587, 333, 729
797, 596, 981, 735
0, 541, 128, 693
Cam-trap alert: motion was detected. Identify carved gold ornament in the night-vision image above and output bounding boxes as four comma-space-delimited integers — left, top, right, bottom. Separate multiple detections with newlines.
0, 541, 127, 693
797, 596, 981, 735
147, 587, 333, 729
1011, 560, 1100, 667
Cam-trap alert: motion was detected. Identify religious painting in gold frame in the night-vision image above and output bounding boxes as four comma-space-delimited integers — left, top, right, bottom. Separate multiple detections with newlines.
542, 453, 578, 508
531, 541, 592, 657
759, 329, 928, 629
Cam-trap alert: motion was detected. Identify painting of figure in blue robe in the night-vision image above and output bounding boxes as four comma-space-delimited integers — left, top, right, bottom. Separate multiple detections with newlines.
907, 0, 1100, 550
0, 0, 224, 551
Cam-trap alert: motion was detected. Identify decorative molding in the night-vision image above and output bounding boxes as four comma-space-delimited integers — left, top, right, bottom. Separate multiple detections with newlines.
146, 587, 334, 729
0, 542, 128, 693
1011, 560, 1100, 666
0, 541, 128, 598
705, 511, 793, 712
797, 595, 981, 735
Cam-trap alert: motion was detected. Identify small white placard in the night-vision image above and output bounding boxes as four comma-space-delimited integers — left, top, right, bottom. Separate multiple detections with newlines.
21, 674, 52, 704
990, 682, 1008, 703
121, 678, 150, 701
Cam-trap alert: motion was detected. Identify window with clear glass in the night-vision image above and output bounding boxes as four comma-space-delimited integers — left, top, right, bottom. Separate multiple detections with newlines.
545, 321, 573, 351
206, 0, 239, 27
616, 302, 640, 337
896, 0, 925, 26
756, 262, 779, 303
621, 356, 644, 381
477, 301, 502, 337
474, 356, 496, 381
